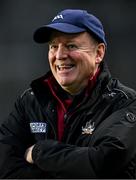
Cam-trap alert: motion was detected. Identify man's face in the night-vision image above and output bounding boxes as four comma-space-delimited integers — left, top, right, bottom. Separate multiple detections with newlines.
48, 31, 105, 94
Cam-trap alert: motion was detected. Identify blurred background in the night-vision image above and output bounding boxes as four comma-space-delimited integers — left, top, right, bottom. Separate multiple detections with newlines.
0, 0, 136, 122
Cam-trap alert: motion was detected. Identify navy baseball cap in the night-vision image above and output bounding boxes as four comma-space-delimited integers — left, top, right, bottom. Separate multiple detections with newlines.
33, 9, 107, 46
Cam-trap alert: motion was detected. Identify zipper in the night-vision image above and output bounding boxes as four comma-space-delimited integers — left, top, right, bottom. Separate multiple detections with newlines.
41, 106, 57, 140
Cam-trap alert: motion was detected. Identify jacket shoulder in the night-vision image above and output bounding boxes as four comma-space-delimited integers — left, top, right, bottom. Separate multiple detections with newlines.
115, 80, 136, 99
20, 88, 34, 98
17, 88, 36, 109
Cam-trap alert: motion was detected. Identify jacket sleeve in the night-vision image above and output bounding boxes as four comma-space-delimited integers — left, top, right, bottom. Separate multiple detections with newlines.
0, 93, 47, 178
31, 99, 136, 178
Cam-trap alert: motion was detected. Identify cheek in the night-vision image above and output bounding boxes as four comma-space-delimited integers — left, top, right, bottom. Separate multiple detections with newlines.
78, 55, 96, 76
48, 52, 53, 62
48, 53, 55, 67
70, 51, 81, 59
72, 52, 93, 67
70, 52, 85, 68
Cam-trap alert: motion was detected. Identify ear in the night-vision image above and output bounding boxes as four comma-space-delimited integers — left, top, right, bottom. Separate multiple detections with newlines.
95, 43, 106, 64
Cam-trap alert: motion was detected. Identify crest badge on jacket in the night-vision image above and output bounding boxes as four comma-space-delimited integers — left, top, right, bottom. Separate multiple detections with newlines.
82, 121, 95, 135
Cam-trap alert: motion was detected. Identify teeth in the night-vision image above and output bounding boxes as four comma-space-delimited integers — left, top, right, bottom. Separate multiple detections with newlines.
56, 65, 74, 70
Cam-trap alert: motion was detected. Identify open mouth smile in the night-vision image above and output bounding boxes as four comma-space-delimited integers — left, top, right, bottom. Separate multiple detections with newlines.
56, 64, 75, 71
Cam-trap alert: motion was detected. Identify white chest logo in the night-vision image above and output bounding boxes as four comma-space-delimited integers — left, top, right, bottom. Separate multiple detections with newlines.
30, 122, 47, 133
82, 121, 95, 135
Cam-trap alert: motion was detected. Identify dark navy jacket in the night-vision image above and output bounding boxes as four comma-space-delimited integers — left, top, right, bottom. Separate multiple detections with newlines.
0, 62, 136, 178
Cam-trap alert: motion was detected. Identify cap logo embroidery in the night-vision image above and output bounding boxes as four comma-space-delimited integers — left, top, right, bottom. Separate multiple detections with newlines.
30, 122, 47, 133
52, 14, 63, 22
82, 121, 95, 135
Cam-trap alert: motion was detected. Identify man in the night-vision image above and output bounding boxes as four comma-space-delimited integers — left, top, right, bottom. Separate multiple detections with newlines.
0, 9, 136, 178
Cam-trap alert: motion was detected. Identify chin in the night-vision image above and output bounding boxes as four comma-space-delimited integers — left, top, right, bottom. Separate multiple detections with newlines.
58, 78, 72, 85
58, 80, 73, 87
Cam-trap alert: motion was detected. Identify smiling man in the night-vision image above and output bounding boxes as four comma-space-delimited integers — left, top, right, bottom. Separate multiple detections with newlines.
0, 9, 136, 179
48, 31, 105, 94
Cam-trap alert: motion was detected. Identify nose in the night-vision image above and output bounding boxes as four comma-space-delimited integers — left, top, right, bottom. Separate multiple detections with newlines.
56, 45, 68, 60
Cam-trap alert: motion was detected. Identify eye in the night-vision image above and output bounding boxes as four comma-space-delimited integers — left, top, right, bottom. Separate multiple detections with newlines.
67, 44, 78, 50
49, 44, 58, 50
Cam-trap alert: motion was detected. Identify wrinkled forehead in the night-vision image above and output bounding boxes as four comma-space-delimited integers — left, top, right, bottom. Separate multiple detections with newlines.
49, 30, 97, 45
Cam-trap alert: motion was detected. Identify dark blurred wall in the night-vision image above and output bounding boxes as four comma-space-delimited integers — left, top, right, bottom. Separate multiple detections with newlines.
0, 0, 136, 122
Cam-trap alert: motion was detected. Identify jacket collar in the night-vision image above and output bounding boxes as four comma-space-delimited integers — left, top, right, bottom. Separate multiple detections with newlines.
30, 61, 111, 108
